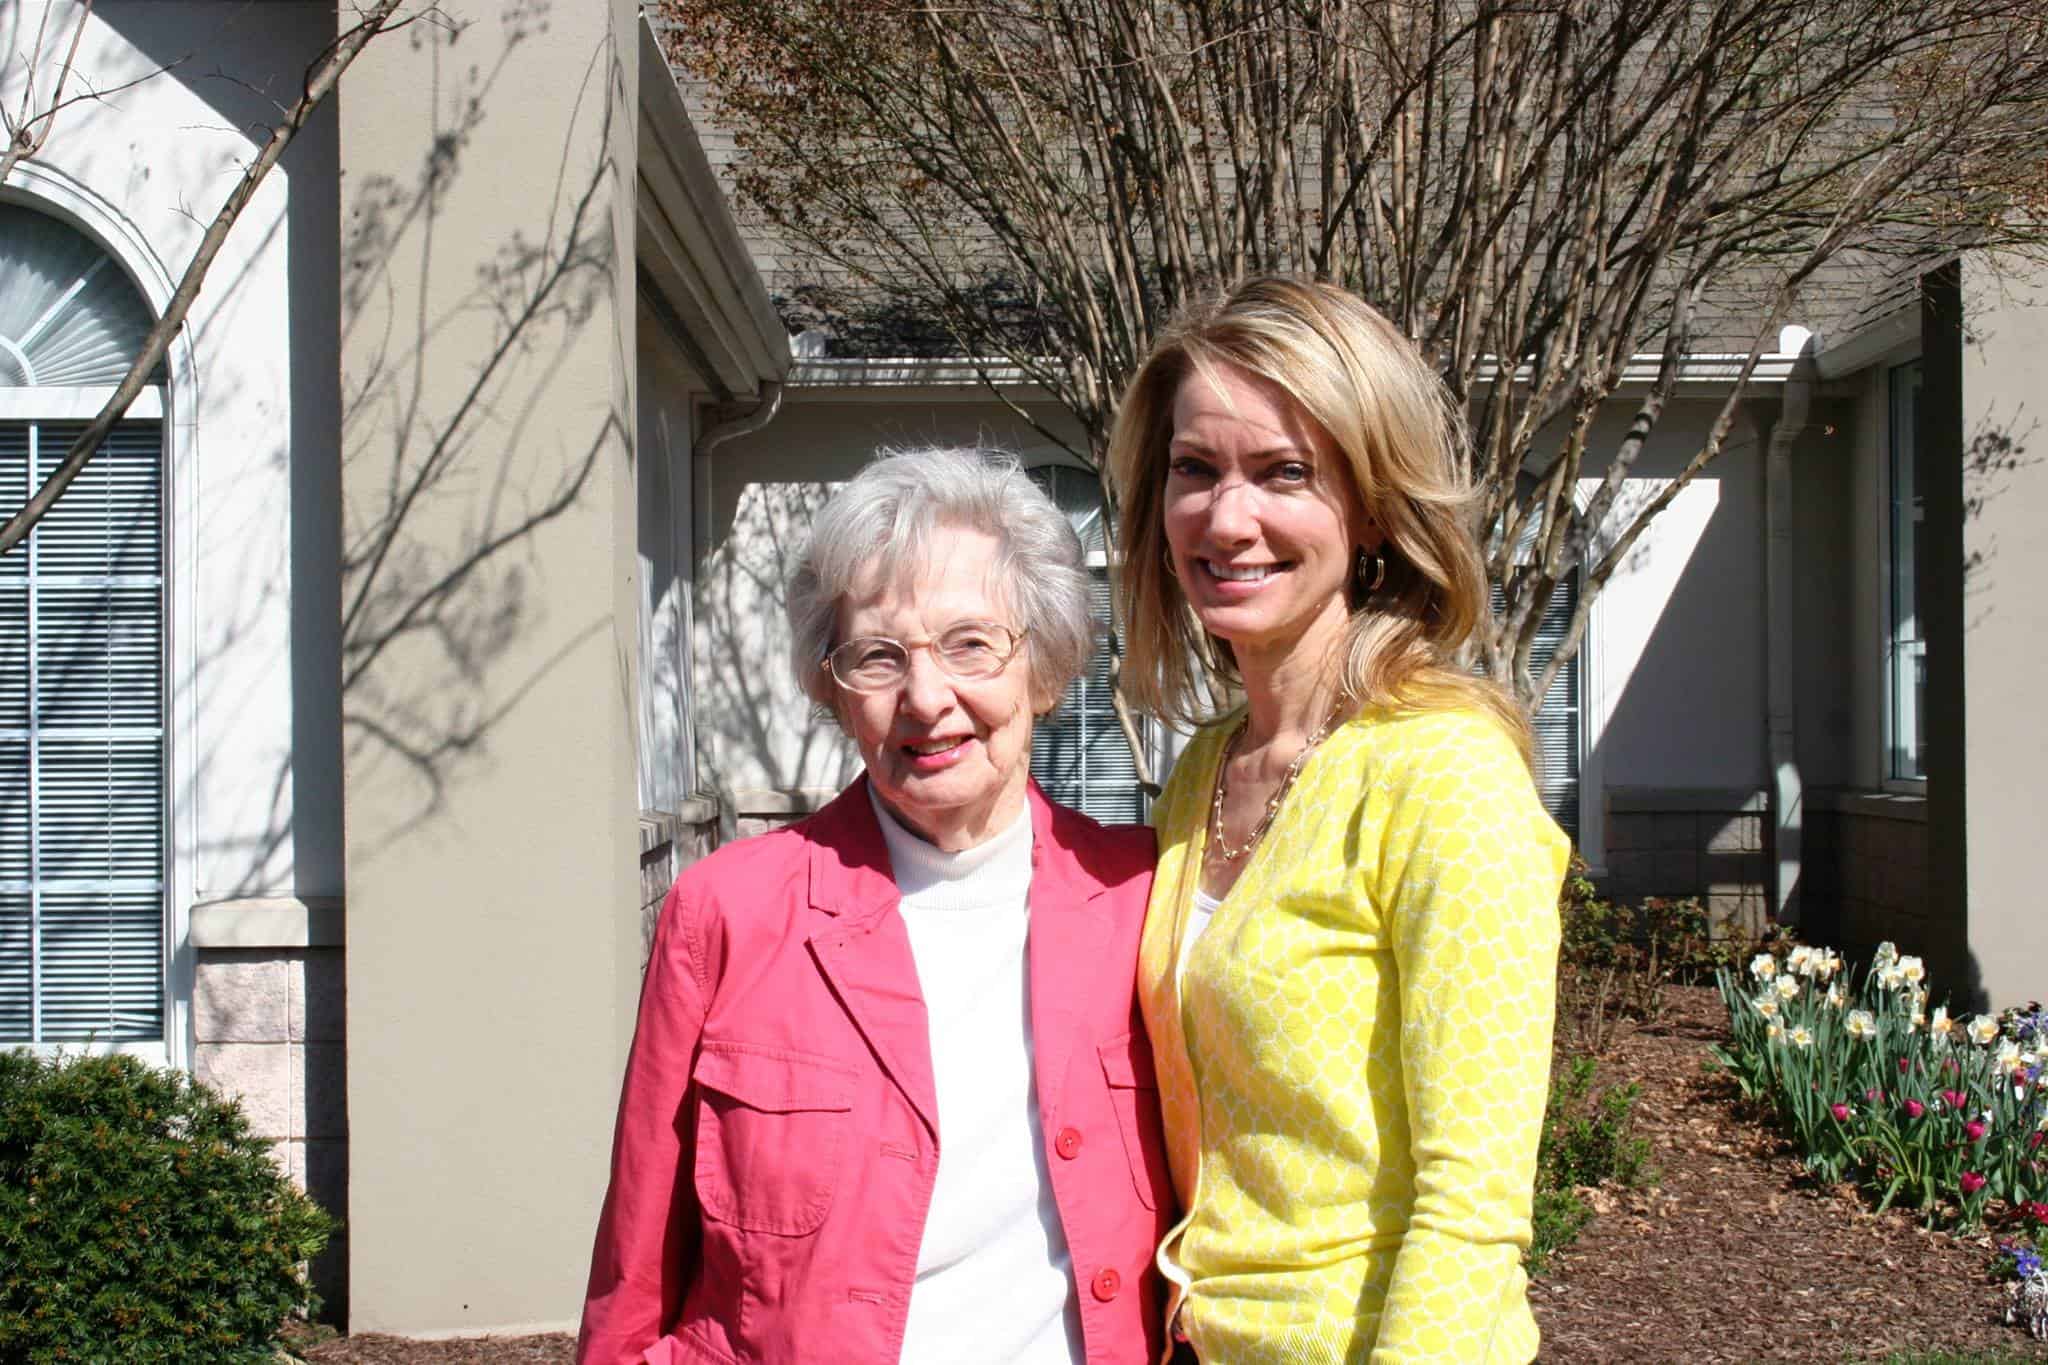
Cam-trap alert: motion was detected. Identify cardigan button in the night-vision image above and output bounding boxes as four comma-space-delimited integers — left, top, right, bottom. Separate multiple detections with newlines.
1054, 1126, 1083, 1159
1090, 1267, 1122, 1301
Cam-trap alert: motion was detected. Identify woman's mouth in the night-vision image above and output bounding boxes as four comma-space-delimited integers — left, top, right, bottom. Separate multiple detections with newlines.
901, 736, 973, 770
1201, 559, 1287, 588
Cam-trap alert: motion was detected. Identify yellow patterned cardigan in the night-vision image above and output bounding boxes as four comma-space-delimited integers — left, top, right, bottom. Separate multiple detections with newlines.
1140, 706, 1569, 1364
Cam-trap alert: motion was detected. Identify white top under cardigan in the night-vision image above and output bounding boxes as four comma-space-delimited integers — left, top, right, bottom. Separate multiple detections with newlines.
870, 792, 1082, 1365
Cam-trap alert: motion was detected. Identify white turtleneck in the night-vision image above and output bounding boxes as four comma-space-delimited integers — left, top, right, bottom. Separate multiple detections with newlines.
869, 791, 1081, 1365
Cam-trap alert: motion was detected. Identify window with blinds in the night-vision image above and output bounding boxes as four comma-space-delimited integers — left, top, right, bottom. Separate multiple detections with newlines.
1492, 574, 1581, 841
1, 202, 166, 1045
1026, 465, 1144, 825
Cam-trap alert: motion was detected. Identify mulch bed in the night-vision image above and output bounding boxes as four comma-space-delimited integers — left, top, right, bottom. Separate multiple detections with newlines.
293, 986, 2047, 1364
1531, 985, 2046, 1363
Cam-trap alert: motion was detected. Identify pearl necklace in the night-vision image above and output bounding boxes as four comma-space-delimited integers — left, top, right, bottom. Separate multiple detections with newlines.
1206, 708, 1340, 864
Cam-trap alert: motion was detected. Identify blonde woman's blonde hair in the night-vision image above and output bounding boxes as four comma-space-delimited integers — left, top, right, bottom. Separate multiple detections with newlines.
1108, 276, 1532, 764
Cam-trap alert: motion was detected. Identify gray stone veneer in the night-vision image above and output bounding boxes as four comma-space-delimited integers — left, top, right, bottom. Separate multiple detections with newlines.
189, 934, 347, 1319
1599, 787, 1772, 939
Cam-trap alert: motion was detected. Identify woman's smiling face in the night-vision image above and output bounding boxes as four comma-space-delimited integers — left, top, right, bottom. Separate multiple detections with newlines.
833, 524, 1042, 850
1163, 359, 1371, 673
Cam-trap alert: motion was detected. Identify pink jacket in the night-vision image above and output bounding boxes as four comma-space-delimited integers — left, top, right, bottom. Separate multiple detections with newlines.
578, 779, 1173, 1364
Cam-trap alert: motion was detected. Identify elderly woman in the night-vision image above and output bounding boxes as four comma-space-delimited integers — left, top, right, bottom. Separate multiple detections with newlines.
578, 448, 1173, 1365
1110, 278, 1568, 1362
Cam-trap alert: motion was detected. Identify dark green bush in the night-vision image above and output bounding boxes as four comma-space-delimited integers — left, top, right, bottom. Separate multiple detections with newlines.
1527, 1055, 1655, 1275
0, 1049, 332, 1363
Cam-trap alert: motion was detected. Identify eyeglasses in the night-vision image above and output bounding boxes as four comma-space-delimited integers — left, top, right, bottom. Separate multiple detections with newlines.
822, 621, 1029, 693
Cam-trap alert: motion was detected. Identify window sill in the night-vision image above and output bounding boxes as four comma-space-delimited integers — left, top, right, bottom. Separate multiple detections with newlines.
1805, 788, 1928, 823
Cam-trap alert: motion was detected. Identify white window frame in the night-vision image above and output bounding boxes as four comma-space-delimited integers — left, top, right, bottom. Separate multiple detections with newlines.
3, 169, 199, 1070
1882, 357, 1927, 793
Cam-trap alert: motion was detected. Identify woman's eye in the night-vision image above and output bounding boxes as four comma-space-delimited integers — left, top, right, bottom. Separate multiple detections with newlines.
1270, 460, 1313, 484
945, 630, 998, 655
1166, 455, 1213, 480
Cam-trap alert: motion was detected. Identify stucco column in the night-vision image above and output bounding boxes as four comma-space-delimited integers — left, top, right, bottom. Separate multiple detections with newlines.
336, 0, 642, 1333
1953, 253, 2048, 1009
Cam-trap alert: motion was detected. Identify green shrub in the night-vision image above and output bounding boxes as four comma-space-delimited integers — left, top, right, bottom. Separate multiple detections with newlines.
1527, 1056, 1655, 1275
1556, 857, 1754, 1054
0, 1049, 333, 1363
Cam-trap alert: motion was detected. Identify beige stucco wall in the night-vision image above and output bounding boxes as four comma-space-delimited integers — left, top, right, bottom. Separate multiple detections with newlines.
1957, 252, 2048, 1008
337, 0, 644, 1333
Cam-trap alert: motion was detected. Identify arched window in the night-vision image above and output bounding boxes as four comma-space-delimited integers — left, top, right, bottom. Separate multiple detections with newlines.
1026, 463, 1144, 823
0, 200, 166, 1045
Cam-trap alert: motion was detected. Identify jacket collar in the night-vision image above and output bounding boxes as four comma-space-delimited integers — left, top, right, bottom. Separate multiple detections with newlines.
804, 775, 1106, 923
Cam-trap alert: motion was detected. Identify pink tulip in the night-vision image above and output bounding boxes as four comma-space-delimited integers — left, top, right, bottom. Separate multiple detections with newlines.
1831, 1102, 1853, 1122
1960, 1171, 1986, 1196
1941, 1088, 1969, 1112
1864, 1087, 1883, 1103
1898, 1057, 1912, 1074
1965, 1119, 1988, 1142
1904, 1099, 1925, 1119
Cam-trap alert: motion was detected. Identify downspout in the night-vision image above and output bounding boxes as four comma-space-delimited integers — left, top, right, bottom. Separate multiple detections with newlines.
1765, 329, 1814, 927
694, 380, 785, 460
687, 382, 785, 841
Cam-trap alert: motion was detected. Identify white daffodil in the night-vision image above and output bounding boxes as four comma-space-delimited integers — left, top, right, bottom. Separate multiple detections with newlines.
1750, 952, 1777, 981
1845, 1010, 1877, 1040
1878, 962, 1906, 991
1874, 941, 1899, 968
1776, 973, 1801, 1001
1899, 955, 1926, 985
1790, 1025, 1815, 1048
1767, 1021, 1786, 1044
1788, 945, 1817, 977
1911, 1010, 1926, 1032
1931, 1006, 1955, 1038
1818, 950, 1844, 981
1995, 1038, 2023, 1068
1969, 1015, 2001, 1047
1753, 995, 1780, 1019
1825, 982, 1846, 1009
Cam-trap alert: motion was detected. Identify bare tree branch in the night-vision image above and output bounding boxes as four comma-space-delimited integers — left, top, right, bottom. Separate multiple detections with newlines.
0, 0, 415, 556
661, 0, 2048, 710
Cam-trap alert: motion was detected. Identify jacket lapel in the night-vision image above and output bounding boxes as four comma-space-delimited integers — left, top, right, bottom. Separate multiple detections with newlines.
804, 780, 941, 1141
1024, 785, 1117, 1125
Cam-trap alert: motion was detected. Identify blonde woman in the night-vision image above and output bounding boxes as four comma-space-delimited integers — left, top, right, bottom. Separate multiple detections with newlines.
1110, 277, 1568, 1363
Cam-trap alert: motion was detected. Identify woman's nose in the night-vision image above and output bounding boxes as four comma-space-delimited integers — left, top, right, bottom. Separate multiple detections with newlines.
895, 648, 956, 717
1205, 477, 1259, 541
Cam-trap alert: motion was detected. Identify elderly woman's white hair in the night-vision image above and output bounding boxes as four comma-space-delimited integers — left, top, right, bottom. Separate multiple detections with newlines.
788, 447, 1095, 718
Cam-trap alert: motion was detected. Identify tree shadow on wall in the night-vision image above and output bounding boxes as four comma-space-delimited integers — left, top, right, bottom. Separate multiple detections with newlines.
331, 11, 628, 862
1959, 409, 2039, 633
693, 479, 858, 807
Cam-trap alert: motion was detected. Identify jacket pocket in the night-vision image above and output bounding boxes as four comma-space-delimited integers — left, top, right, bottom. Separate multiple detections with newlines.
692, 1042, 856, 1236
1098, 1032, 1168, 1212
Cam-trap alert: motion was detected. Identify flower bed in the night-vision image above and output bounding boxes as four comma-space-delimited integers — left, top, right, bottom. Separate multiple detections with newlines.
1713, 945, 2048, 1230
